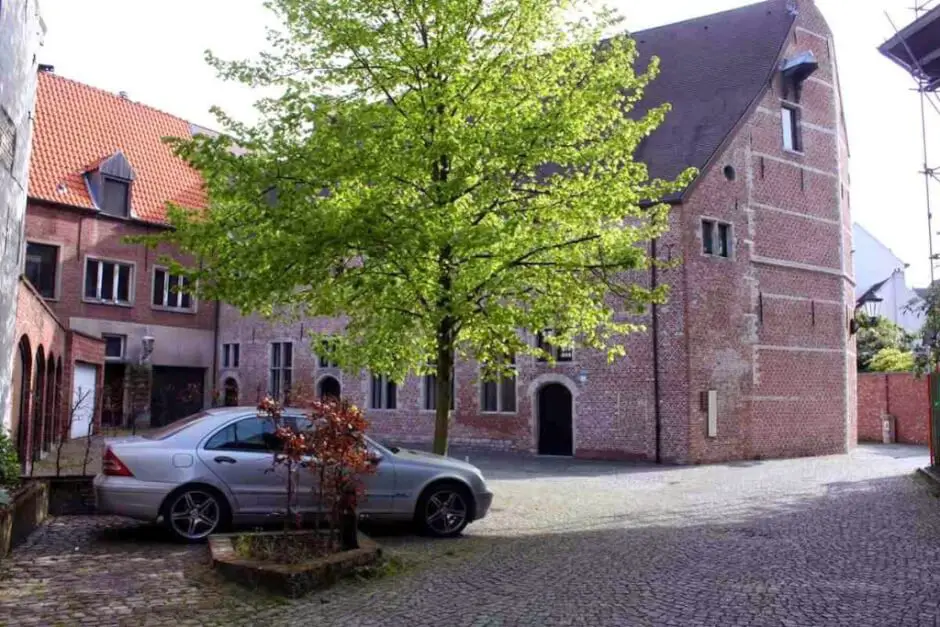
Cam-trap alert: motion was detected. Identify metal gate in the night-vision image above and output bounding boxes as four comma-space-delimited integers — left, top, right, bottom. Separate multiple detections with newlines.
930, 373, 940, 466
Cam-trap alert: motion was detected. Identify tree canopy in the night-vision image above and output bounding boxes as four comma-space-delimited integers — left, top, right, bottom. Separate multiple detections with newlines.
155, 0, 694, 453
856, 316, 914, 372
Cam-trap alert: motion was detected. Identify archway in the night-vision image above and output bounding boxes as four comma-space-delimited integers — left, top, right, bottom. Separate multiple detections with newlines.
43, 354, 56, 453
223, 378, 239, 407
13, 336, 32, 470
32, 347, 46, 462
537, 383, 573, 456
317, 376, 341, 400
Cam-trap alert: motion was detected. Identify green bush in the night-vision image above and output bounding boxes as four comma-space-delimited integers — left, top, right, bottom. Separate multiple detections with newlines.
0, 430, 20, 490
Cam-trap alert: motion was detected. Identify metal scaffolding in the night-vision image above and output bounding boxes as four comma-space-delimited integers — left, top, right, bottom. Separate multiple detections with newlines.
880, 0, 940, 283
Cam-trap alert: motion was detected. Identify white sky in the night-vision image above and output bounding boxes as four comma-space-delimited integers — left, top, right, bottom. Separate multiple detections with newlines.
36, 0, 940, 287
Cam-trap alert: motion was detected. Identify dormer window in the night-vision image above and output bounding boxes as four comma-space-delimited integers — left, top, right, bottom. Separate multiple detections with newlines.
101, 177, 130, 217
85, 151, 136, 219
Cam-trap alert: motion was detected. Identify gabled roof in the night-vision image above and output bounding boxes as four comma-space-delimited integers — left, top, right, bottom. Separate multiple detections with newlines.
631, 0, 796, 192
28, 72, 206, 224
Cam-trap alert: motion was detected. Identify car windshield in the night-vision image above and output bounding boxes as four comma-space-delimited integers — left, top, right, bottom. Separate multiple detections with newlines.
143, 411, 213, 440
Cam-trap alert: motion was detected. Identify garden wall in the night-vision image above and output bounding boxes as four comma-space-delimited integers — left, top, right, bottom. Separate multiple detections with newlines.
857, 373, 929, 445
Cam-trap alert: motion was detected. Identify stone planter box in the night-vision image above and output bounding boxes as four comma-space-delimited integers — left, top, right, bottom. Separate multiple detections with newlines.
48, 475, 96, 516
0, 481, 49, 557
209, 530, 382, 597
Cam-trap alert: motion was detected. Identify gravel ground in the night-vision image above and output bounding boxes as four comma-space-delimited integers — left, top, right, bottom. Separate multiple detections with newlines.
1, 444, 939, 626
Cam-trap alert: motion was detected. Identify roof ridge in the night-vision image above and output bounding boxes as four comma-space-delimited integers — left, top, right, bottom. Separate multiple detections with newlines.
39, 71, 199, 129
631, 0, 780, 37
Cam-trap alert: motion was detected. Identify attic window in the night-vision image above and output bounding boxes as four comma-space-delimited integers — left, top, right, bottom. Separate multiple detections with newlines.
101, 177, 130, 217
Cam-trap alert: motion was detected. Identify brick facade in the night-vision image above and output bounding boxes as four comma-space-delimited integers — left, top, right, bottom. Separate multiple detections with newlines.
857, 373, 929, 446
218, 1, 856, 464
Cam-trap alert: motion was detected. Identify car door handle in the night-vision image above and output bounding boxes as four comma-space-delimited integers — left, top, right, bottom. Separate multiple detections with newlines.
214, 456, 237, 464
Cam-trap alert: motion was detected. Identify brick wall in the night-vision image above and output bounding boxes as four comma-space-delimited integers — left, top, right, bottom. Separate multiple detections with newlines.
857, 373, 929, 446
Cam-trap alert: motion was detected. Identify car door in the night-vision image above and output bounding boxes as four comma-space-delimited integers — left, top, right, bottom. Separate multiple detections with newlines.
198, 415, 289, 517
358, 443, 398, 516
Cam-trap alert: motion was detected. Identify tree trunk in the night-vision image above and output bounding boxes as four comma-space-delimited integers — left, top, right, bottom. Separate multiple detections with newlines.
432, 320, 455, 456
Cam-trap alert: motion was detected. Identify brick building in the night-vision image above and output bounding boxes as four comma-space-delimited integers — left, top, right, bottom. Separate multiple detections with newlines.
18, 69, 216, 449
218, 0, 856, 463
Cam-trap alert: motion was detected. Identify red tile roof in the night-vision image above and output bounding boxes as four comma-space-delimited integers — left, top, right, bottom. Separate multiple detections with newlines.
29, 72, 206, 224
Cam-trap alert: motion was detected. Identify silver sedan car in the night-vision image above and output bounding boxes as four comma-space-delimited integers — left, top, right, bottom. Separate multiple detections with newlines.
94, 407, 494, 542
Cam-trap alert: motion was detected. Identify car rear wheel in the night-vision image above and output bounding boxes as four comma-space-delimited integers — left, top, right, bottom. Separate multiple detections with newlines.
162, 486, 229, 542
416, 482, 472, 538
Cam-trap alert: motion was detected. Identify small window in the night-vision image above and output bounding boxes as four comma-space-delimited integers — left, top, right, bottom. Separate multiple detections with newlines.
101, 177, 130, 217
369, 374, 397, 410
103, 334, 125, 360
152, 268, 194, 311
703, 220, 732, 258
423, 365, 455, 411
536, 330, 573, 362
222, 343, 240, 369
0, 106, 15, 174
781, 106, 801, 152
318, 339, 338, 368
84, 258, 133, 304
205, 417, 277, 452
481, 355, 517, 413
270, 342, 293, 401
24, 242, 58, 298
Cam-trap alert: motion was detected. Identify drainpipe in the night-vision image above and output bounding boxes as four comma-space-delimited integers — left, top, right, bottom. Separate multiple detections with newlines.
651, 238, 663, 464
211, 299, 220, 407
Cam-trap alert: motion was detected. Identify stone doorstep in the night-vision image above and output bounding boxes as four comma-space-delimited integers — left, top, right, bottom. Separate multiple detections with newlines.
209, 529, 382, 597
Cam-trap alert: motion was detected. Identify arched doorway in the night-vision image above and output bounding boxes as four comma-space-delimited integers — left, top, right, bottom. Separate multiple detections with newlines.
223, 378, 239, 407
537, 383, 573, 456
13, 336, 32, 471
318, 376, 341, 400
32, 347, 46, 462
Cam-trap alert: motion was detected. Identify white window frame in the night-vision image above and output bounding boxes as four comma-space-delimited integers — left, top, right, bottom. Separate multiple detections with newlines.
369, 373, 397, 410
781, 105, 801, 152
536, 329, 573, 362
152, 266, 196, 312
102, 333, 126, 361
83, 256, 134, 306
480, 357, 517, 414
269, 341, 293, 401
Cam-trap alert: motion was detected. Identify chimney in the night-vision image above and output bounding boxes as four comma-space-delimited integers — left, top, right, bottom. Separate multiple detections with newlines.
118, 91, 129, 100
38, 63, 54, 73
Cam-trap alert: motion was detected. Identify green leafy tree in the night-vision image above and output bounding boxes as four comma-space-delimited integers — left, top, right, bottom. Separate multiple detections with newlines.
906, 284, 940, 373
856, 316, 914, 372
867, 347, 915, 373
154, 0, 693, 454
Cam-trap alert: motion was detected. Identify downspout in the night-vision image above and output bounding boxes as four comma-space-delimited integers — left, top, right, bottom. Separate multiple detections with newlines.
651, 238, 662, 464
211, 300, 220, 407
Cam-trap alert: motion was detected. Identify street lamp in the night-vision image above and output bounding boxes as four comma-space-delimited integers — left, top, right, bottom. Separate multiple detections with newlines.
850, 296, 883, 335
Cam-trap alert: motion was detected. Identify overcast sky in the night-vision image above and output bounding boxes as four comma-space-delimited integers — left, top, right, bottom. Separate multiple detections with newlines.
36, 0, 939, 288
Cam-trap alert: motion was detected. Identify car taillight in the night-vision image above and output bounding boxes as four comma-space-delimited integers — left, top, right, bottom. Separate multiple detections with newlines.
102, 447, 134, 477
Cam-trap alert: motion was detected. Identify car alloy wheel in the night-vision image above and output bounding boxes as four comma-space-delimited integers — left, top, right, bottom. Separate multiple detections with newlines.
424, 488, 468, 536
168, 489, 221, 540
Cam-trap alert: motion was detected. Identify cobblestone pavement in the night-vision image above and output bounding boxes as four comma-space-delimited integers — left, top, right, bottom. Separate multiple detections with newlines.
1, 444, 939, 626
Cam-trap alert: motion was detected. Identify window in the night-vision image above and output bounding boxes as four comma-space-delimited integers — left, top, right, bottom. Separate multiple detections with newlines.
205, 417, 277, 452
0, 106, 14, 174
481, 355, 517, 413
423, 365, 455, 411
152, 268, 194, 311
781, 106, 801, 152
702, 220, 732, 258
84, 258, 132, 304
269, 342, 293, 401
536, 330, 573, 362
102, 334, 125, 360
223, 343, 240, 369
24, 242, 58, 298
369, 374, 397, 410
101, 177, 130, 217
318, 339, 338, 368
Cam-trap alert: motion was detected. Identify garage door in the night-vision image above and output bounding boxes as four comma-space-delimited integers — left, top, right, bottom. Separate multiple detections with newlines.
71, 363, 98, 439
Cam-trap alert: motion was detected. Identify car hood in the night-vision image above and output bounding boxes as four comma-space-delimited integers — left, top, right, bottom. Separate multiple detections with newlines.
391, 448, 483, 475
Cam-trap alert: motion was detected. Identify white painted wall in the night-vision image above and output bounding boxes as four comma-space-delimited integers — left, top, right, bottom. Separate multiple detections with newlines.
0, 1, 45, 433
853, 223, 924, 333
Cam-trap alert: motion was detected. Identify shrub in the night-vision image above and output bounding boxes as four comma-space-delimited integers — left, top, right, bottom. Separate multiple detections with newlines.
0, 430, 20, 490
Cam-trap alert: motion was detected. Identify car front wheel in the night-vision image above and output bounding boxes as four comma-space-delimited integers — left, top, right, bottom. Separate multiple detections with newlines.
416, 482, 472, 538
163, 486, 228, 542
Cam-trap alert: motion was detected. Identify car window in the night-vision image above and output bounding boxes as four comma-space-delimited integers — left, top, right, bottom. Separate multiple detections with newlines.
205, 417, 276, 452
144, 412, 212, 440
